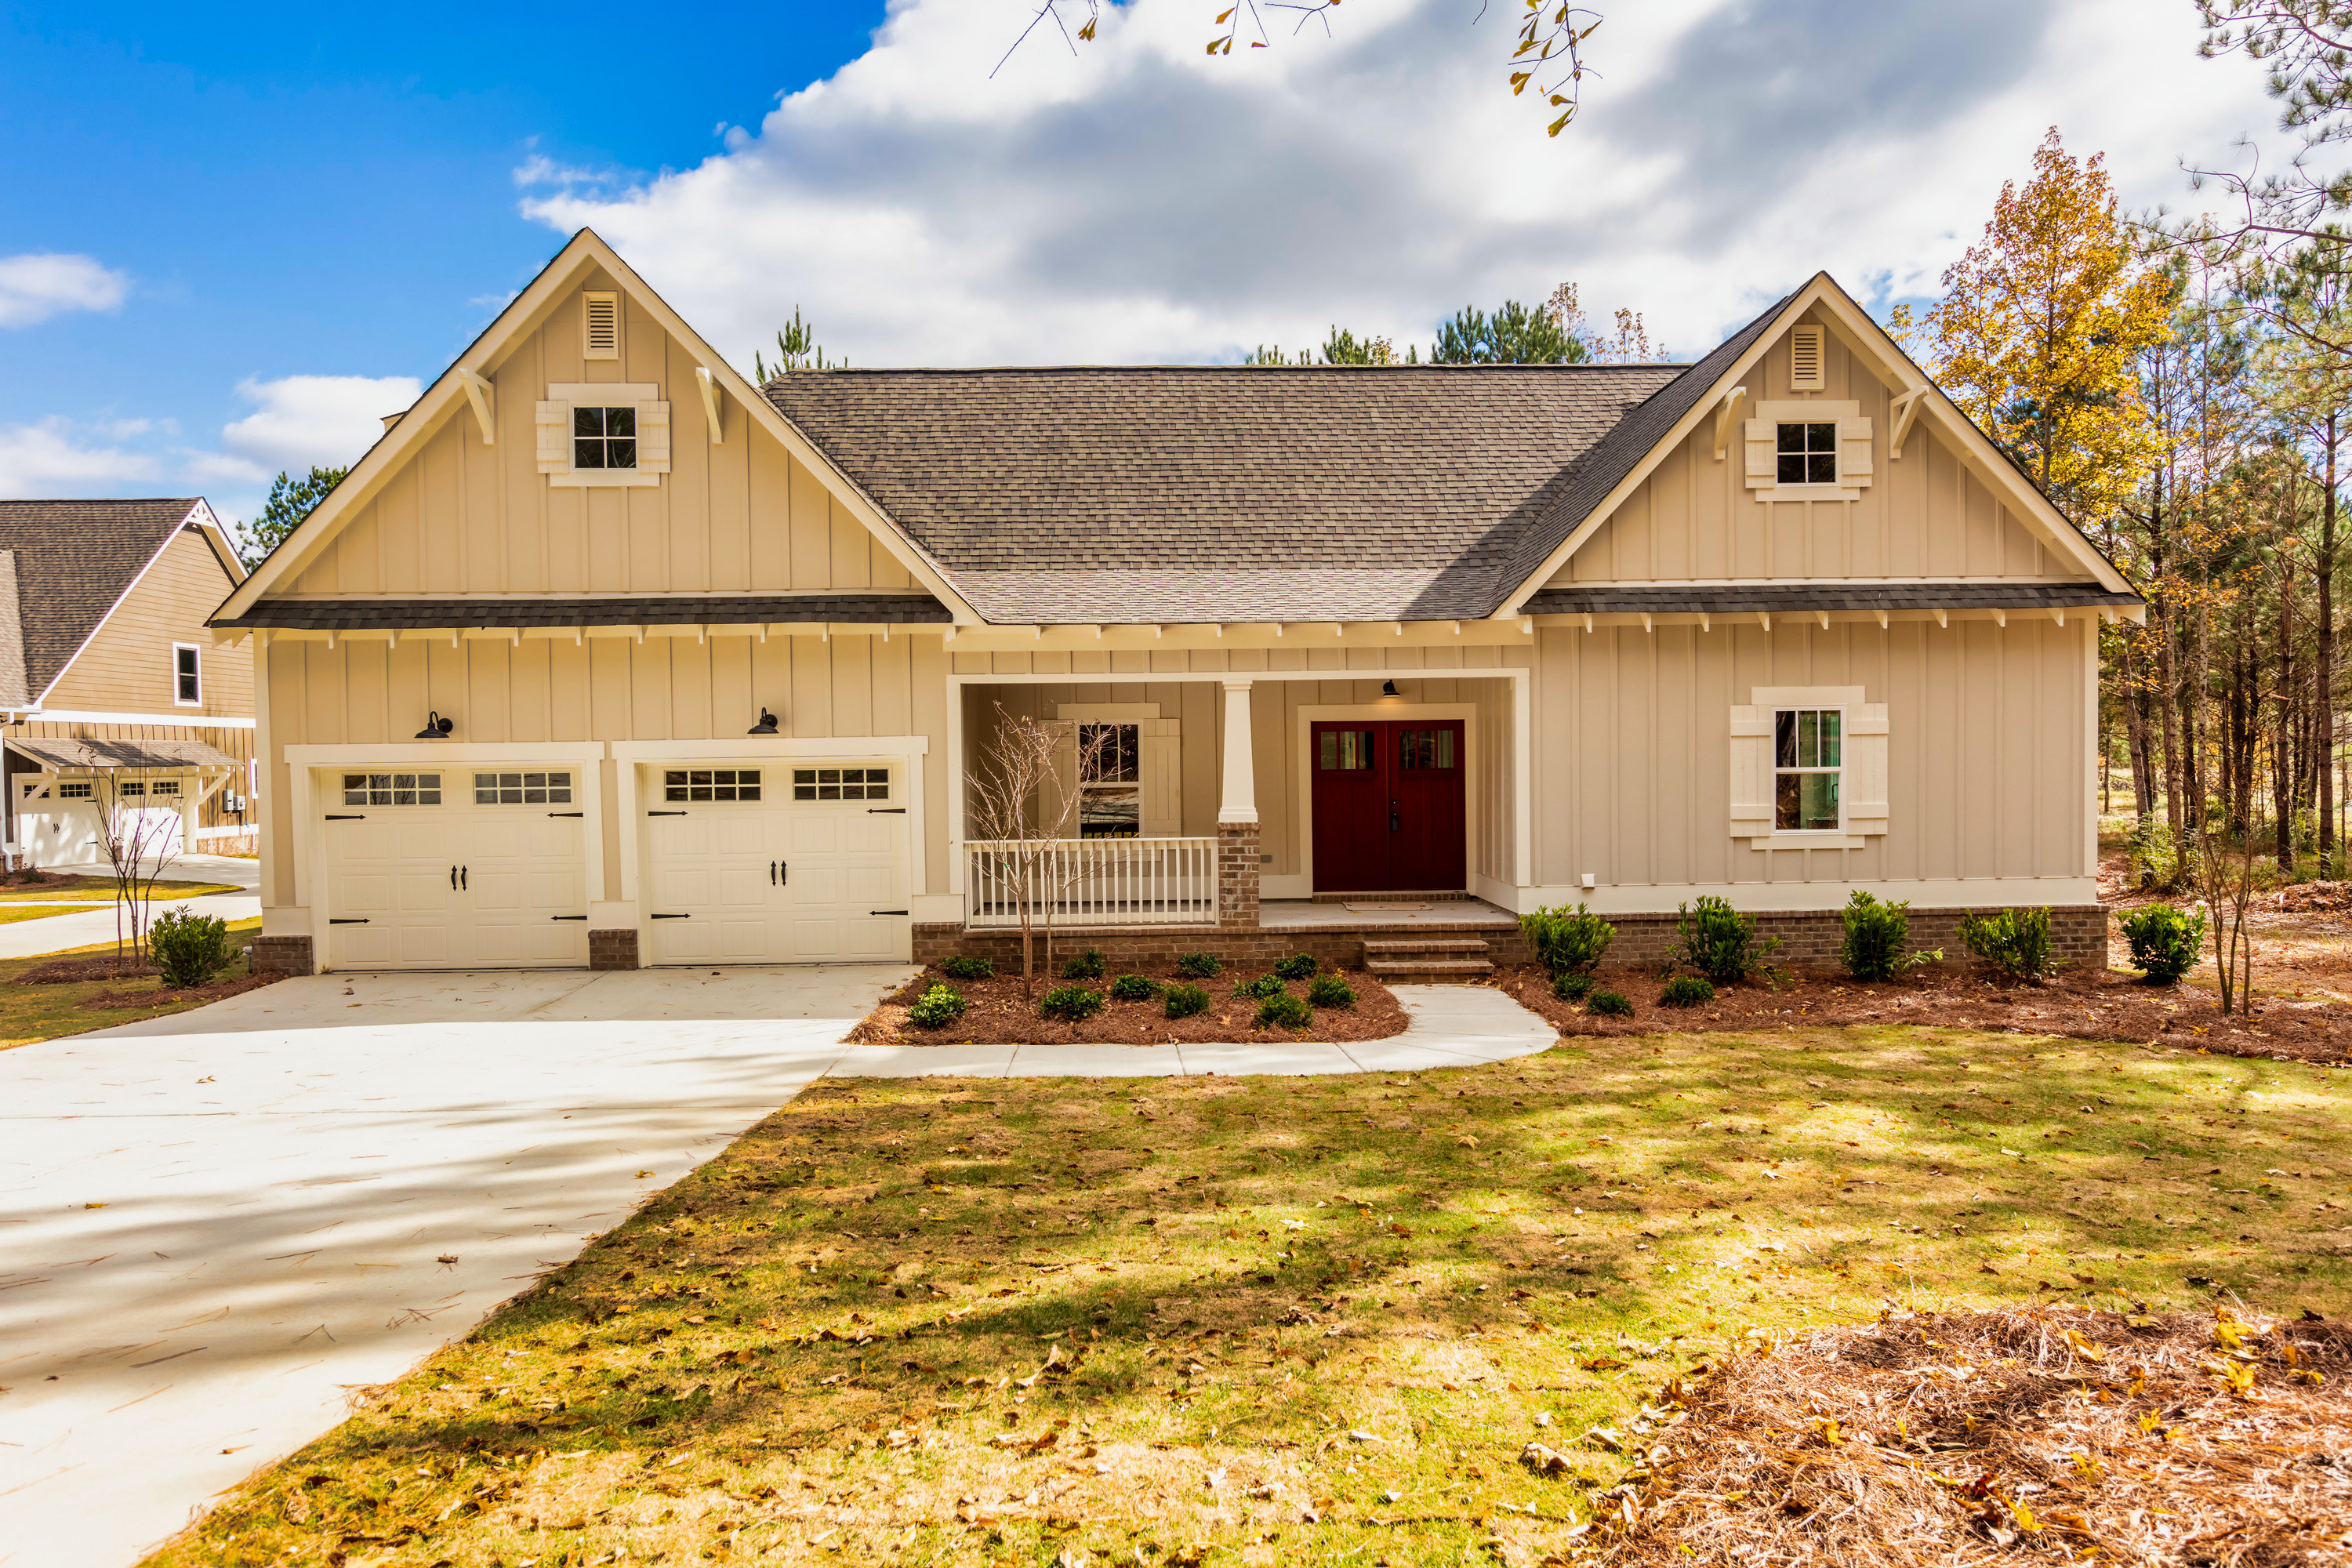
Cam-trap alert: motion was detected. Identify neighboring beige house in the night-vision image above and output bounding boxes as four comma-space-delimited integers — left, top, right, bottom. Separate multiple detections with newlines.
0, 499, 255, 869
211, 230, 2139, 977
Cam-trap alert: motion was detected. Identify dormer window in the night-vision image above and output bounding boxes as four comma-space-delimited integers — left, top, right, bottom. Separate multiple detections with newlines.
1777, 422, 1838, 485
573, 406, 637, 470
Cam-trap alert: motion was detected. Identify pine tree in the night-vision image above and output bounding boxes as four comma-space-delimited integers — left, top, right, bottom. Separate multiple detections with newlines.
233, 466, 347, 568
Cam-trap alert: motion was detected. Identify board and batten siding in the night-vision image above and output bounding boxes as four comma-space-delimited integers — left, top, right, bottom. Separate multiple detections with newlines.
955, 644, 1524, 898
41, 530, 252, 717
1550, 309, 2063, 586
277, 272, 911, 600
1528, 618, 2095, 905
256, 630, 950, 909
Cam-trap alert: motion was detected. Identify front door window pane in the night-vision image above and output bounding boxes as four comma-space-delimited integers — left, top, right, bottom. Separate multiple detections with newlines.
1318, 729, 1374, 771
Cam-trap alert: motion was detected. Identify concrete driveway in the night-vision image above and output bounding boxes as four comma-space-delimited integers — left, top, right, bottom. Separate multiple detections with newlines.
0, 962, 914, 1568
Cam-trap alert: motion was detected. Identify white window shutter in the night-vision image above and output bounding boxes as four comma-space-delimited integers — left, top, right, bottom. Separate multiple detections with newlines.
1838, 416, 1875, 487
1727, 704, 1773, 838
1044, 720, 1080, 837
535, 401, 571, 474
1743, 419, 1776, 489
1844, 703, 1890, 837
636, 400, 672, 472
1141, 719, 1181, 837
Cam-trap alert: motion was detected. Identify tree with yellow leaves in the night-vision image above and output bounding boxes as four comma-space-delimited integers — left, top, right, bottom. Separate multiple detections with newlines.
1900, 129, 2173, 528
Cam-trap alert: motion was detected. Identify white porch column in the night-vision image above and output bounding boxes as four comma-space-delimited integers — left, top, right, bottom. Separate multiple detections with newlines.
1218, 677, 1257, 825
1216, 677, 1260, 927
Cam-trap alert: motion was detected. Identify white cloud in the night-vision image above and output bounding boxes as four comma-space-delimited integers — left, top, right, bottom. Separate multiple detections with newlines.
0, 252, 131, 328
212, 373, 423, 483
0, 416, 162, 495
517, 0, 2321, 367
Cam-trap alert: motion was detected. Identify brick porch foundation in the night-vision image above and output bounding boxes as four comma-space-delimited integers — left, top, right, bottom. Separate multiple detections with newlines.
251, 935, 314, 975
1217, 822, 1261, 928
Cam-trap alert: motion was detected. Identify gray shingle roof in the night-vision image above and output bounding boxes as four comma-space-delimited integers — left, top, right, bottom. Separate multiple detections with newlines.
764, 362, 1688, 623
0, 499, 208, 693
1524, 582, 2143, 615
215, 593, 949, 632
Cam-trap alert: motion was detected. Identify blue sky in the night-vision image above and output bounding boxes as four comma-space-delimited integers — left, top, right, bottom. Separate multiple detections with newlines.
0, 0, 2310, 526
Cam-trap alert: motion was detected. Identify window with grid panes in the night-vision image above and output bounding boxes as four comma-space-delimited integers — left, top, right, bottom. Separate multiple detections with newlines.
474, 771, 574, 805
342, 772, 442, 806
1773, 710, 1842, 831
662, 769, 760, 802
1775, 421, 1838, 485
791, 767, 889, 801
573, 406, 637, 470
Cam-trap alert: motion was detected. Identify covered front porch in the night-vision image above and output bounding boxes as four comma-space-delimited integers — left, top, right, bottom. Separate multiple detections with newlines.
944, 662, 1530, 938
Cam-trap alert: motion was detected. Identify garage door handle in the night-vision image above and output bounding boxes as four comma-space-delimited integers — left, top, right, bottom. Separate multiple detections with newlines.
651, 913, 690, 920
325, 814, 365, 821
548, 811, 583, 818
449, 864, 457, 890
867, 807, 906, 814
551, 914, 587, 921
328, 917, 369, 924
648, 810, 687, 817
869, 909, 909, 916
460, 866, 467, 891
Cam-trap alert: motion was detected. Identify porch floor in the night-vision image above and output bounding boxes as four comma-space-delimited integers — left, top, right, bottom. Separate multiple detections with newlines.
1255, 897, 1516, 929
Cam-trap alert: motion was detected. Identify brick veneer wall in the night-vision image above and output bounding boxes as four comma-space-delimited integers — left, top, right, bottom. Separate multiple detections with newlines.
913, 903, 2104, 976
589, 928, 641, 971
1217, 822, 1261, 928
251, 935, 314, 975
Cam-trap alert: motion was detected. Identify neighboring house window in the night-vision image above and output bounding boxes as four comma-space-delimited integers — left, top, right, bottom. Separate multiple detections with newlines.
148, 779, 182, 797
343, 772, 442, 806
666, 768, 761, 802
1776, 423, 1838, 486
120, 781, 145, 797
1078, 723, 1141, 838
792, 767, 888, 801
173, 643, 201, 705
572, 407, 637, 470
57, 781, 92, 800
475, 771, 574, 805
1773, 710, 1842, 831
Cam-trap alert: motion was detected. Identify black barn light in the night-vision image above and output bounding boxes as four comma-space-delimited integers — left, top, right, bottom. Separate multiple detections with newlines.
747, 707, 780, 736
414, 711, 454, 739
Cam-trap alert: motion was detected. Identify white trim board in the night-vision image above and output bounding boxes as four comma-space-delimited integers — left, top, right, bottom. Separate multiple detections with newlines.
26, 708, 257, 730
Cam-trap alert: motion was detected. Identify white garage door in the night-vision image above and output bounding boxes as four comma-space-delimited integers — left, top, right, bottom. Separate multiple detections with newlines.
641, 763, 909, 965
321, 768, 590, 969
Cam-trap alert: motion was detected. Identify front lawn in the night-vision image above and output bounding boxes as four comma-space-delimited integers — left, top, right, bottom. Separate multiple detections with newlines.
0, 917, 265, 1048
148, 1025, 2352, 1566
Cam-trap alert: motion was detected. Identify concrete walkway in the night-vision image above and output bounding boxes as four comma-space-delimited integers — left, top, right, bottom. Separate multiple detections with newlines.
0, 967, 1555, 1567
0, 856, 263, 962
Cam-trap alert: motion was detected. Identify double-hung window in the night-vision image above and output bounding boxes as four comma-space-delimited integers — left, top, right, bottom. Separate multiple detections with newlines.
1773, 709, 1842, 832
172, 644, 201, 705
1077, 723, 1141, 838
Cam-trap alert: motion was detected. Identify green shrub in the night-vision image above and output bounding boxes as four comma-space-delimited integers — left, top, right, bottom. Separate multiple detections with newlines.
1256, 992, 1314, 1030
1061, 948, 1107, 980
1307, 973, 1356, 1008
1233, 973, 1285, 1001
906, 984, 967, 1029
1109, 973, 1163, 1002
1040, 983, 1105, 1021
1552, 972, 1594, 1002
1163, 982, 1211, 1019
1518, 902, 1615, 976
1586, 989, 1633, 1018
1273, 952, 1319, 982
149, 906, 235, 989
1668, 895, 1780, 985
1838, 890, 1940, 982
1660, 975, 1714, 1007
2118, 903, 2204, 985
1957, 906, 2055, 983
938, 954, 995, 982
1176, 952, 1222, 979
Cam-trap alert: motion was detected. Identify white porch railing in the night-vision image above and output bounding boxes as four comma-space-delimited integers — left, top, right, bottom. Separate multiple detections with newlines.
963, 837, 1218, 928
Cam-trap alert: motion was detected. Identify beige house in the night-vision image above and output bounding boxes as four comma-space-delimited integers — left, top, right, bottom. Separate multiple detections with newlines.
212, 230, 2138, 977
0, 499, 255, 869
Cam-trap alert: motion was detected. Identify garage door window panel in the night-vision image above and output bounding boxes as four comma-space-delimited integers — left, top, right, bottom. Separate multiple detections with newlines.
792, 766, 888, 801
664, 768, 760, 803
474, 771, 575, 805
343, 772, 443, 807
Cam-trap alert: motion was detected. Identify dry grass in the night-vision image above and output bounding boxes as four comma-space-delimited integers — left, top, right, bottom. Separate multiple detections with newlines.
144, 1023, 2352, 1567
1601, 1305, 2352, 1566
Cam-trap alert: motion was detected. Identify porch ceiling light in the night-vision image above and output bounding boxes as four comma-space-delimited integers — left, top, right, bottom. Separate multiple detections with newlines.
414, 711, 454, 740
748, 707, 780, 736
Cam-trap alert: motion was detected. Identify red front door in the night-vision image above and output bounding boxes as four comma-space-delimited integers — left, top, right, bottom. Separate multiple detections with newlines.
1309, 719, 1466, 893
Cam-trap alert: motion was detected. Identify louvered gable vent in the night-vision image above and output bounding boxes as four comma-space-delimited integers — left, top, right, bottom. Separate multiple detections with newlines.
583, 291, 621, 361
1788, 325, 1825, 391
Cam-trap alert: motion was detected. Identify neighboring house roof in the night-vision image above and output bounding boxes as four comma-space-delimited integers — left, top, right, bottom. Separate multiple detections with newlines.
0, 498, 227, 699
763, 363, 1685, 624
5, 736, 240, 771
214, 592, 952, 632
1523, 582, 2144, 616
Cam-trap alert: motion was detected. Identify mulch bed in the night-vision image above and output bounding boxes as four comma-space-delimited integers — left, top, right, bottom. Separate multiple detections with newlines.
850, 960, 1409, 1045
16, 954, 159, 985
1592, 1303, 2352, 1565
1494, 964, 2352, 1066
82, 971, 283, 1010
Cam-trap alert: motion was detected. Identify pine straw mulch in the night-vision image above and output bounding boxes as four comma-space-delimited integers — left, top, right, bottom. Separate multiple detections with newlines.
1591, 1303, 2352, 1566
82, 971, 281, 1010
1491, 964, 2352, 1067
849, 960, 1409, 1045
15, 953, 158, 984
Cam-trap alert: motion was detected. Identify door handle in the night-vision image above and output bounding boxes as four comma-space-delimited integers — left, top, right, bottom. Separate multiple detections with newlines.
1390, 800, 1401, 833
460, 866, 468, 891
770, 860, 777, 886
779, 861, 788, 886
450, 864, 458, 889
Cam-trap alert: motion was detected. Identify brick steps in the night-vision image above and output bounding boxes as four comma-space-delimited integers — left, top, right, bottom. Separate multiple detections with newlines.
1363, 936, 1492, 983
